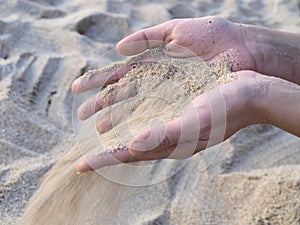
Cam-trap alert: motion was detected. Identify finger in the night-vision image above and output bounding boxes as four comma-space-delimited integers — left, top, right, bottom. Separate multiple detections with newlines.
76, 137, 212, 173
76, 114, 206, 173
76, 146, 172, 173
76, 147, 134, 173
128, 95, 211, 157
163, 41, 198, 58
129, 141, 202, 161
72, 58, 156, 93
76, 144, 176, 173
95, 103, 132, 134
77, 81, 136, 120
128, 113, 201, 156
95, 113, 112, 134
72, 64, 131, 94
130, 138, 208, 163
152, 139, 208, 159
116, 20, 178, 56
128, 118, 182, 153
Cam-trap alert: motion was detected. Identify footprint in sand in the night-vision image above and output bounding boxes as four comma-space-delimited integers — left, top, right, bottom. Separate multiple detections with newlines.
75, 13, 129, 43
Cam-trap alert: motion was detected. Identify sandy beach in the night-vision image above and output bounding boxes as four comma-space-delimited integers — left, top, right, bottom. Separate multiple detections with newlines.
0, 0, 300, 224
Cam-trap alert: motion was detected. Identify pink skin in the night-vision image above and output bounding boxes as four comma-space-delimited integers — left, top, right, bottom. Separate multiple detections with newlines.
73, 58, 156, 120
73, 16, 300, 173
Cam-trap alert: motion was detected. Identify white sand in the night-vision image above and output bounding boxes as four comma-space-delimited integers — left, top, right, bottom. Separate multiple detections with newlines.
0, 0, 300, 224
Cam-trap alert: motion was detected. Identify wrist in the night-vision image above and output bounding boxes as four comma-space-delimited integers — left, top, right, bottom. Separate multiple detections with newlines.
246, 74, 270, 125
217, 72, 266, 140
252, 75, 300, 136
229, 71, 269, 127
238, 24, 273, 74
240, 24, 300, 84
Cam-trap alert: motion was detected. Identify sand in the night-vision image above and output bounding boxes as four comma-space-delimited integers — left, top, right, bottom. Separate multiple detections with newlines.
0, 0, 300, 224
21, 47, 235, 225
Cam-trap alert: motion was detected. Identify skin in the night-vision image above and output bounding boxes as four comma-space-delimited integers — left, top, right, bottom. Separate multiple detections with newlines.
72, 16, 300, 173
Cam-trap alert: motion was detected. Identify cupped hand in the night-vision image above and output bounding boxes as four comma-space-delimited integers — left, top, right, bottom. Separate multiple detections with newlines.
73, 17, 262, 173
76, 71, 266, 173
116, 16, 256, 71
73, 16, 300, 173
72, 16, 256, 121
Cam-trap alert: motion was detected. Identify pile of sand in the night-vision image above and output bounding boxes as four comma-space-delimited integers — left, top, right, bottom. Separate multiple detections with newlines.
0, 0, 299, 224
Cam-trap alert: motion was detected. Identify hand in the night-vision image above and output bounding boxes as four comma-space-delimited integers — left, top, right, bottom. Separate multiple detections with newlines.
74, 17, 300, 173
116, 16, 256, 71
76, 69, 300, 173
72, 16, 254, 120
76, 71, 265, 172
116, 16, 300, 84
72, 16, 300, 120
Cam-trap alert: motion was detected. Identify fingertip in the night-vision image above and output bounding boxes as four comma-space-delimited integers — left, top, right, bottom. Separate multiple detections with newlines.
77, 107, 88, 121
96, 117, 112, 134
128, 148, 145, 158
71, 79, 80, 93
116, 38, 147, 56
72, 76, 86, 94
130, 141, 145, 151
117, 21, 175, 56
76, 159, 92, 173
116, 40, 129, 56
78, 114, 87, 121
116, 38, 133, 56
128, 130, 150, 149
128, 148, 138, 157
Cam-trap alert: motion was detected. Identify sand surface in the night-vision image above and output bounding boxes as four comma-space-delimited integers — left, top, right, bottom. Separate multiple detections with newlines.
0, 0, 300, 224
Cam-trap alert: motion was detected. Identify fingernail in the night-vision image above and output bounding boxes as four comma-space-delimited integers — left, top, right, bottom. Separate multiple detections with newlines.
131, 141, 145, 151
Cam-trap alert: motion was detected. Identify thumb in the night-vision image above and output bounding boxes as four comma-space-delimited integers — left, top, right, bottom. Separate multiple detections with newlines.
128, 118, 182, 157
128, 113, 200, 159
116, 21, 176, 56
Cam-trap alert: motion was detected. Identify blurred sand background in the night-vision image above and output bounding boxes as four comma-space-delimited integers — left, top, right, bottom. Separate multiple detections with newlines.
0, 0, 300, 224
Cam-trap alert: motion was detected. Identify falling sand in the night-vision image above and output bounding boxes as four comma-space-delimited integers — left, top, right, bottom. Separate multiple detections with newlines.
22, 47, 235, 225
